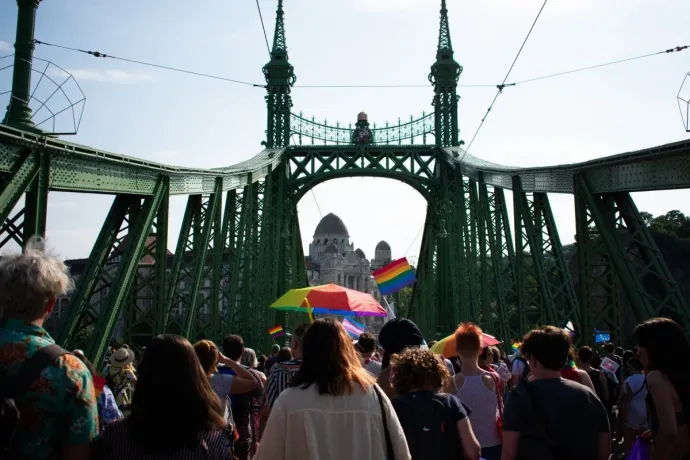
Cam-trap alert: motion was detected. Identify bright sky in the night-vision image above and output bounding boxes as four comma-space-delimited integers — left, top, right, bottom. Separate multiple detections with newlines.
0, 0, 688, 261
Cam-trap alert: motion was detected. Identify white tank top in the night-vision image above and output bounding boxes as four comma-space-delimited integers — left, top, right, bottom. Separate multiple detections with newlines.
454, 372, 502, 448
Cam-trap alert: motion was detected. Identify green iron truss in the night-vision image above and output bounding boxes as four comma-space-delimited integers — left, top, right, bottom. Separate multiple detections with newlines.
1, 0, 689, 363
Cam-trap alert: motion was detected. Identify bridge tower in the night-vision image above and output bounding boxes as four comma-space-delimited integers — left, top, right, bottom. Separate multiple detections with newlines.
429, 0, 462, 148
263, 0, 296, 149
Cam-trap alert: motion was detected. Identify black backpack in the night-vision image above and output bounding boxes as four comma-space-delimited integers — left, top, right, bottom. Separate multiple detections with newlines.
0, 344, 68, 459
392, 392, 462, 460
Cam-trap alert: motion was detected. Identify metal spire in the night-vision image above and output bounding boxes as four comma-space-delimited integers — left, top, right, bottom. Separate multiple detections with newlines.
271, 0, 287, 57
437, 0, 452, 53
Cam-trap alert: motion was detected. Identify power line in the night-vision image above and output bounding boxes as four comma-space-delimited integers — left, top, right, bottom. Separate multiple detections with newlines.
310, 189, 323, 219
32, 40, 264, 87
255, 0, 271, 58
513, 45, 689, 85
292, 84, 498, 88
405, 224, 424, 256
31, 39, 688, 93
465, 0, 549, 153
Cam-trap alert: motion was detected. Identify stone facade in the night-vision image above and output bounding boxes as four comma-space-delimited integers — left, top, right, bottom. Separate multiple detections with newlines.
305, 213, 392, 328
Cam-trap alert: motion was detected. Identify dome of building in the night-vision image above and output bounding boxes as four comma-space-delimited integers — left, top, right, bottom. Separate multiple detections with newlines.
346, 251, 361, 263
324, 242, 339, 254
376, 241, 391, 251
314, 213, 349, 237
355, 248, 366, 259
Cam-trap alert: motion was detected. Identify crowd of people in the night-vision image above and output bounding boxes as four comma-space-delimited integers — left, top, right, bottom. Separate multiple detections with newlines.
2, 239, 690, 459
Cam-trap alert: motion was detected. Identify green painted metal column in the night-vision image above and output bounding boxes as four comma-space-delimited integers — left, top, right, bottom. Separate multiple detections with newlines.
3, 0, 40, 131
23, 150, 49, 244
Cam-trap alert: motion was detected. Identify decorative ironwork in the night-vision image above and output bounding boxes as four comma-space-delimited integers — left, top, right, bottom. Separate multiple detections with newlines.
1, 55, 86, 135
290, 111, 435, 146
679, 71, 690, 132
0, 0, 688, 360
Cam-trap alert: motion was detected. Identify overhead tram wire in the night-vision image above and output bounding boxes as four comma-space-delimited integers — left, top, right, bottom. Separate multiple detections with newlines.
310, 190, 323, 219
32, 39, 688, 91
512, 45, 690, 85
464, 0, 549, 154
255, 0, 272, 57
32, 40, 264, 87
404, 224, 425, 257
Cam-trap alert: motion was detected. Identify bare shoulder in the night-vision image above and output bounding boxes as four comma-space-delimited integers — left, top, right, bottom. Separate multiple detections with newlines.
481, 372, 496, 391
645, 369, 664, 386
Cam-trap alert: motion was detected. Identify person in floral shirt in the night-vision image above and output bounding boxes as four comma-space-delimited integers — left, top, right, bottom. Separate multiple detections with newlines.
0, 237, 99, 460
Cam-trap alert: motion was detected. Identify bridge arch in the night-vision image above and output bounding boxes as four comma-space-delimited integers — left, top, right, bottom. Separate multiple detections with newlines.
287, 145, 439, 203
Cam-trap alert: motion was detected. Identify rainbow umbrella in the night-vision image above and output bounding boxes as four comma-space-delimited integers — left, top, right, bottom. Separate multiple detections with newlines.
270, 284, 387, 321
430, 332, 502, 359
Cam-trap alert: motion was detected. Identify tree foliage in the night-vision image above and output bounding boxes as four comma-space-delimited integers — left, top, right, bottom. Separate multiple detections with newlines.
645, 210, 690, 239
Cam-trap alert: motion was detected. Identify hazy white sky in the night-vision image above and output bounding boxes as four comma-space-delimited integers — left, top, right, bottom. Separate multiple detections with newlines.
1, 0, 688, 261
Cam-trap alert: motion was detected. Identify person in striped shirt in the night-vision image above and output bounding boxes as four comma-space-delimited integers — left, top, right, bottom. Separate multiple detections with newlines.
259, 323, 309, 437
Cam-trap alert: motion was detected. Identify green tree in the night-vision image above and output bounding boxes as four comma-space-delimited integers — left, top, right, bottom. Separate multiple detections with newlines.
393, 286, 413, 318
640, 212, 654, 226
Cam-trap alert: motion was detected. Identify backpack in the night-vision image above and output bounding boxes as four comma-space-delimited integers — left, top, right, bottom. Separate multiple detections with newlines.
512, 356, 530, 381
393, 392, 462, 460
0, 344, 68, 459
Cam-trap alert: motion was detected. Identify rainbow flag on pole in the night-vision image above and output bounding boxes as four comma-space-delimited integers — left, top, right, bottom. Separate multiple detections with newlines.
372, 258, 416, 296
268, 325, 286, 340
342, 318, 365, 338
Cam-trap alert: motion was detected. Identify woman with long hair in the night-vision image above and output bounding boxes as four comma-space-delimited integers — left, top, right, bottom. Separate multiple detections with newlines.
73, 349, 123, 431
635, 317, 690, 460
194, 339, 258, 430
256, 318, 411, 460
97, 335, 233, 459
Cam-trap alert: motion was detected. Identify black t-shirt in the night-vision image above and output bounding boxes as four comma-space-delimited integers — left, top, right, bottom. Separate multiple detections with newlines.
393, 391, 470, 460
503, 378, 610, 460
393, 390, 470, 421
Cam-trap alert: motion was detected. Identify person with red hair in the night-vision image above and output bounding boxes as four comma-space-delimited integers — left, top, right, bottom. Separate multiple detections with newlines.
445, 323, 503, 460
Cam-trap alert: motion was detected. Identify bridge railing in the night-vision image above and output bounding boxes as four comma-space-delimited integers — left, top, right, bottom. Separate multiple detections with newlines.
290, 112, 435, 146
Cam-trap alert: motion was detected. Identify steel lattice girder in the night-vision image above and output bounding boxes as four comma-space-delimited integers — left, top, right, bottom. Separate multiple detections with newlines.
56, 176, 168, 365
1, 128, 690, 199
575, 175, 690, 337
286, 146, 438, 201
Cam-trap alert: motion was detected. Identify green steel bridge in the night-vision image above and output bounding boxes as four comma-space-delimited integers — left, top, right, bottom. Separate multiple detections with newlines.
2, 0, 689, 365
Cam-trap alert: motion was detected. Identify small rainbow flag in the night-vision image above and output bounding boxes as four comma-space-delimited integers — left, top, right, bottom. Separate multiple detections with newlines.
268, 325, 286, 339
372, 258, 416, 296
511, 341, 520, 353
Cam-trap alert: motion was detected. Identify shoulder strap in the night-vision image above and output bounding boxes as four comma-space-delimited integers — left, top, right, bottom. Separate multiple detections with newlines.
521, 382, 562, 458
373, 384, 394, 460
8, 344, 69, 397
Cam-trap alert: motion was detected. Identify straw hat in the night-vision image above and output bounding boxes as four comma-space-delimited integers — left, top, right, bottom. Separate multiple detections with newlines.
109, 347, 135, 367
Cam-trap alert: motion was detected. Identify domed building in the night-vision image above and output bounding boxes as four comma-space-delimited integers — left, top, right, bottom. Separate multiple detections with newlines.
306, 213, 394, 318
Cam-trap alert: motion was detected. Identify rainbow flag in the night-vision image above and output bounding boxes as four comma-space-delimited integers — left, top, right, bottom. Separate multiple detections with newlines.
342, 318, 365, 338
372, 258, 416, 296
268, 325, 286, 339
511, 341, 520, 353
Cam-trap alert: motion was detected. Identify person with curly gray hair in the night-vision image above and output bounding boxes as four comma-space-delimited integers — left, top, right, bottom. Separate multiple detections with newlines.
0, 237, 99, 460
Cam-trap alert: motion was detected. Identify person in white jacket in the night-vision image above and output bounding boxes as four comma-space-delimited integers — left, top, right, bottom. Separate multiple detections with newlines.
256, 318, 411, 460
